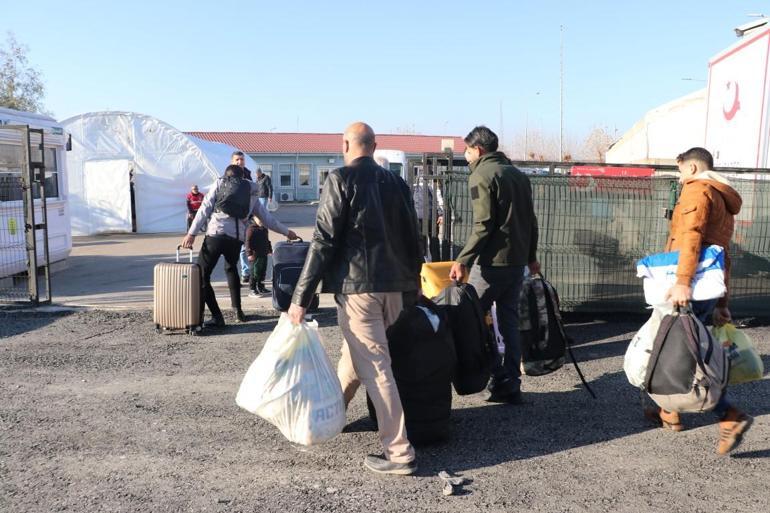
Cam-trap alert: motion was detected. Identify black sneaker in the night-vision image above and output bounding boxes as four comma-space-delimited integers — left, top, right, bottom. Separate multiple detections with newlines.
487, 389, 524, 405
241, 275, 250, 284
233, 309, 247, 323
363, 454, 417, 476
257, 284, 270, 295
203, 317, 225, 329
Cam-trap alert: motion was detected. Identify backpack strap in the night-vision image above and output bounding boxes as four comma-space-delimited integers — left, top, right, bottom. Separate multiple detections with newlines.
539, 278, 597, 399
564, 337, 597, 399
642, 312, 678, 392
679, 313, 710, 375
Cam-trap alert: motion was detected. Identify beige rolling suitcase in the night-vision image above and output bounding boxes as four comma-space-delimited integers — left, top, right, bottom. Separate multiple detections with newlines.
153, 246, 203, 334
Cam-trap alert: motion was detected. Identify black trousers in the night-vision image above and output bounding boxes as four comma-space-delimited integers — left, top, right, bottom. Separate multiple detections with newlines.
198, 235, 243, 319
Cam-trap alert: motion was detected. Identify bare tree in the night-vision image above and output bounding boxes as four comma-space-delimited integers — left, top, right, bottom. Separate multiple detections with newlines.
510, 128, 574, 162
577, 127, 615, 162
0, 32, 47, 114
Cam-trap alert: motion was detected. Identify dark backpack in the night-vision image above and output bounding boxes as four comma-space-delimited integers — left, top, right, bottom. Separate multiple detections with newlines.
644, 307, 728, 413
518, 274, 596, 398
215, 176, 251, 219
519, 275, 567, 375
433, 282, 495, 395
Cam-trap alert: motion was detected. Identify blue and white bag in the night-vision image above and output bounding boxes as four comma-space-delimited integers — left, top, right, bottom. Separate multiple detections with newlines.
636, 245, 726, 306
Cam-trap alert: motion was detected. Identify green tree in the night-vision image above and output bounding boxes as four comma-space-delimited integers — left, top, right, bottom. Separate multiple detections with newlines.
0, 32, 47, 114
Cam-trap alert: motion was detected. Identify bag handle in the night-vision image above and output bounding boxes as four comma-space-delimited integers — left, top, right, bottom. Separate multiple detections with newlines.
642, 312, 678, 392
176, 245, 193, 263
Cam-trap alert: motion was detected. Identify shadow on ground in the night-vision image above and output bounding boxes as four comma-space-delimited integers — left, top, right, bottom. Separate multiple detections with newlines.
0, 309, 76, 338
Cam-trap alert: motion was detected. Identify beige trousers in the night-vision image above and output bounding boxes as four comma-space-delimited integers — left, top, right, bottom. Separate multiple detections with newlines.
335, 292, 415, 464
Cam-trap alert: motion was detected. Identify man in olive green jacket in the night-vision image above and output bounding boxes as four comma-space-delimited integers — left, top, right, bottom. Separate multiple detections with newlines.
450, 126, 539, 403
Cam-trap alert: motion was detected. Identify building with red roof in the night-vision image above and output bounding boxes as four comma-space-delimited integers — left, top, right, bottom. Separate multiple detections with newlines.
186, 131, 465, 201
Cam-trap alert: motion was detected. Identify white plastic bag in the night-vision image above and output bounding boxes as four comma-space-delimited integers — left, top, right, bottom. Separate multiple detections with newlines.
267, 198, 279, 212
624, 307, 667, 388
235, 314, 345, 445
636, 245, 726, 307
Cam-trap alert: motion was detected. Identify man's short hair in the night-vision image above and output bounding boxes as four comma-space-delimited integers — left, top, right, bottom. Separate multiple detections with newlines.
231, 150, 245, 158
224, 164, 244, 178
676, 147, 714, 170
464, 126, 499, 153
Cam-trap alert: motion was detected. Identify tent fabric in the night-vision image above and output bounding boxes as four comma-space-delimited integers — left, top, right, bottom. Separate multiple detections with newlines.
61, 112, 256, 235
606, 89, 706, 165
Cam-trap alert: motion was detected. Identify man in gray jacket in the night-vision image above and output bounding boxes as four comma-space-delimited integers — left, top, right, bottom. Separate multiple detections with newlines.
181, 165, 298, 327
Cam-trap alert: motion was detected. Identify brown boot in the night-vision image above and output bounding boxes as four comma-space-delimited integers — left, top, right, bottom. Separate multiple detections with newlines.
644, 406, 684, 432
717, 407, 754, 455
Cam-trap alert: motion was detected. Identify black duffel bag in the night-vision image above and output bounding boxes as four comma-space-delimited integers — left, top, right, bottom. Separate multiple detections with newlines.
367, 296, 456, 445
433, 282, 495, 395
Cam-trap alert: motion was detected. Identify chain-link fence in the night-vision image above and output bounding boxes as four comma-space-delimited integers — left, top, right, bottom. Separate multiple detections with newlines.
0, 126, 51, 305
0, 175, 28, 301
441, 166, 770, 316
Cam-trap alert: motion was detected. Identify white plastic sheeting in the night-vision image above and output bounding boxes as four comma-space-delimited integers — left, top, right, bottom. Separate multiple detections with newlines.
606, 89, 706, 165
61, 112, 256, 235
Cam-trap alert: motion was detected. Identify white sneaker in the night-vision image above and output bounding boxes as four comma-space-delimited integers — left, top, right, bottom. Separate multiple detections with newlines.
248, 290, 259, 298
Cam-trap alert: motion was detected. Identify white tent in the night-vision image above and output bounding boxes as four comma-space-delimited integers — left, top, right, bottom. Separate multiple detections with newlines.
61, 111, 256, 235
606, 89, 706, 165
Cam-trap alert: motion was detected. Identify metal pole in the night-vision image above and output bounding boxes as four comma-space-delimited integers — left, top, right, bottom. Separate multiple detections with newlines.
499, 99, 504, 153
21, 126, 39, 305
560, 24, 564, 161
524, 111, 529, 160
36, 129, 51, 304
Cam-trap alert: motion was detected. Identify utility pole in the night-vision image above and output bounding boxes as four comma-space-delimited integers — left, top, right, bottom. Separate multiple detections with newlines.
560, 24, 564, 161
499, 99, 504, 152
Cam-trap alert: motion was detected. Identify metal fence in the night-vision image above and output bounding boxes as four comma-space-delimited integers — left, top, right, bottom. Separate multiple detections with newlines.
438, 165, 770, 316
0, 126, 51, 305
0, 178, 29, 301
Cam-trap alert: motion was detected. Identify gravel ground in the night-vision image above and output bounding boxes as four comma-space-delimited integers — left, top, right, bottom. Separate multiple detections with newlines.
1, 307, 769, 513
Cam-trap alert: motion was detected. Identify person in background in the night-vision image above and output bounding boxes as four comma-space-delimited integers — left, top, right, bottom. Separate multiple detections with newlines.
231, 151, 255, 283
646, 146, 752, 455
182, 164, 298, 327
186, 184, 204, 231
288, 122, 421, 476
412, 169, 444, 261
254, 167, 273, 209
245, 216, 272, 297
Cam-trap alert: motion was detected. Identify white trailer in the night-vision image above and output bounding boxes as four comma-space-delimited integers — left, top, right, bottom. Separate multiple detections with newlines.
0, 107, 71, 279
705, 26, 770, 168
373, 149, 407, 177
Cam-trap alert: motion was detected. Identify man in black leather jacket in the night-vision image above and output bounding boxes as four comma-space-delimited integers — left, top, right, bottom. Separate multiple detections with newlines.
288, 122, 421, 476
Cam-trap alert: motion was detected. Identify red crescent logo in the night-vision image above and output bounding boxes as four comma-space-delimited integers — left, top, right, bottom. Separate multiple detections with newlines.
723, 81, 740, 121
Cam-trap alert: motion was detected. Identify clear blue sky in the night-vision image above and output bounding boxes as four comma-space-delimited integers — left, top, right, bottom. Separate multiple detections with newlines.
2, 0, 765, 145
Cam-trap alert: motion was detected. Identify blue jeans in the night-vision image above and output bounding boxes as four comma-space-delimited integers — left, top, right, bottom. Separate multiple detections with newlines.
468, 265, 525, 394
691, 298, 731, 419
239, 246, 250, 277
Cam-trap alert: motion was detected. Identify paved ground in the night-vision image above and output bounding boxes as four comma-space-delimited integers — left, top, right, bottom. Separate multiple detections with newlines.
1, 308, 769, 513
49, 204, 333, 311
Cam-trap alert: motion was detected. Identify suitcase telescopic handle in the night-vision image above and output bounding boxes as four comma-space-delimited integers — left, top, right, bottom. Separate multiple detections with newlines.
176, 245, 194, 263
